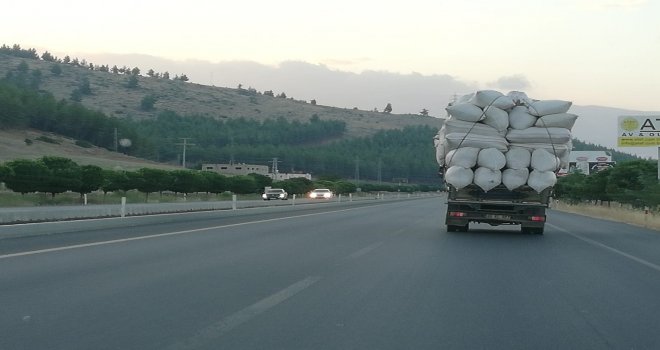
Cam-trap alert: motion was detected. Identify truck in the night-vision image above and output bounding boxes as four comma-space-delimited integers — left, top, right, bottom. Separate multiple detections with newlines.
443, 179, 550, 235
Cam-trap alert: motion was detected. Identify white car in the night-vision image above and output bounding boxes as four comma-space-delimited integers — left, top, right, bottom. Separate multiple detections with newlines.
262, 188, 288, 200
309, 188, 333, 199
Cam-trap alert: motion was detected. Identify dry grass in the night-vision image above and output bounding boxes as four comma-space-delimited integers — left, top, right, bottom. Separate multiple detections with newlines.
0, 129, 178, 171
0, 55, 444, 139
551, 200, 660, 231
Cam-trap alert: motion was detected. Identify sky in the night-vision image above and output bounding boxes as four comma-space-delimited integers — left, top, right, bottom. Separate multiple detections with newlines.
2, 0, 660, 160
3, 0, 659, 110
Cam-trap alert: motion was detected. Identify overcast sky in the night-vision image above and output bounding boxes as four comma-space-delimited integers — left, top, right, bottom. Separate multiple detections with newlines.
3, 0, 659, 112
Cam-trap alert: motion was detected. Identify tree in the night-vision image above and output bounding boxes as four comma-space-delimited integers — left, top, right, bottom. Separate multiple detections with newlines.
263, 90, 274, 97
228, 175, 257, 194
40, 156, 81, 198
384, 103, 392, 114
75, 165, 104, 198
162, 71, 170, 79
178, 74, 189, 82
0, 164, 13, 183
131, 67, 140, 76
420, 108, 429, 116
70, 88, 82, 102
41, 51, 56, 62
50, 64, 62, 76
169, 170, 199, 195
111, 65, 119, 74
146, 69, 155, 77
126, 75, 139, 88
78, 77, 92, 95
140, 94, 157, 111
277, 92, 287, 98
135, 168, 171, 200
248, 173, 272, 191
310, 99, 317, 105
4, 159, 50, 194
63, 55, 71, 64
17, 61, 29, 73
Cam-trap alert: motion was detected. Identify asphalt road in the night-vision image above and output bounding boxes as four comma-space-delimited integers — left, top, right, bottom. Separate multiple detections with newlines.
1, 196, 660, 349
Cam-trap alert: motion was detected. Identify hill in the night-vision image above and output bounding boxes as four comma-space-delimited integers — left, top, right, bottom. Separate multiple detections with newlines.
0, 52, 443, 139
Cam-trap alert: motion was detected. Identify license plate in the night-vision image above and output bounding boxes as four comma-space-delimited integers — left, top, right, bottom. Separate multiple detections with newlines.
486, 214, 511, 220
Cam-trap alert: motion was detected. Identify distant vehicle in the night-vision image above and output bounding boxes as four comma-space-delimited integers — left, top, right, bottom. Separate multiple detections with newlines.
262, 188, 288, 200
309, 188, 333, 199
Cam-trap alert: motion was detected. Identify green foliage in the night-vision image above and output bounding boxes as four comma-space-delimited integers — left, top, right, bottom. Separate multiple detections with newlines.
35, 135, 60, 144
556, 159, 659, 207
24, 138, 33, 145
78, 77, 92, 95
248, 173, 273, 190
272, 178, 314, 195
3, 159, 50, 194
76, 165, 104, 196
126, 75, 139, 88
75, 140, 93, 148
0, 44, 39, 59
140, 94, 157, 111
228, 175, 257, 194
50, 64, 62, 76
40, 156, 82, 197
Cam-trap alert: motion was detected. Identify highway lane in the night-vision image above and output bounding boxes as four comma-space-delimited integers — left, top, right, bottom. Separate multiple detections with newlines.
1, 197, 660, 349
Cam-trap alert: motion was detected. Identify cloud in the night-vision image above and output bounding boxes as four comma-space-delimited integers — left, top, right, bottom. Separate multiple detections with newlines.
488, 75, 531, 91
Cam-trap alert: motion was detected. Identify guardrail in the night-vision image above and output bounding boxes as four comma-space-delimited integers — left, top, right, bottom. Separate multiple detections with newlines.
0, 192, 439, 225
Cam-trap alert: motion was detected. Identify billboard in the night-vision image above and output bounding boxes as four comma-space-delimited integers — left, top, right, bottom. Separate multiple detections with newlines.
618, 115, 660, 147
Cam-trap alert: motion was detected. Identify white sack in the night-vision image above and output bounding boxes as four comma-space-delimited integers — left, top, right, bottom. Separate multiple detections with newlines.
505, 147, 531, 169
535, 113, 578, 129
435, 143, 447, 166
506, 127, 572, 144
443, 118, 505, 137
531, 148, 561, 172
444, 133, 509, 152
509, 142, 571, 158
527, 100, 572, 116
474, 167, 502, 192
446, 103, 485, 122
507, 91, 533, 105
483, 106, 509, 132
470, 90, 515, 110
508, 106, 537, 130
527, 170, 557, 193
445, 147, 480, 168
445, 166, 474, 190
477, 148, 506, 170
502, 168, 529, 191
456, 93, 474, 104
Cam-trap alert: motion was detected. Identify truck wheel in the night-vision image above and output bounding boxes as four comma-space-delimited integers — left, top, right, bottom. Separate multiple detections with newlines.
446, 225, 458, 232
458, 224, 469, 232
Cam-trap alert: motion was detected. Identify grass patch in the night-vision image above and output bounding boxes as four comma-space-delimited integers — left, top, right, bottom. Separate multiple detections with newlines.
0, 190, 257, 207
35, 135, 60, 144
552, 200, 660, 231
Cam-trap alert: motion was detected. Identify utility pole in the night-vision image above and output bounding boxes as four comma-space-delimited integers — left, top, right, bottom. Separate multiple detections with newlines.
114, 128, 118, 152
271, 157, 279, 175
175, 138, 195, 168
377, 158, 382, 184
355, 157, 360, 187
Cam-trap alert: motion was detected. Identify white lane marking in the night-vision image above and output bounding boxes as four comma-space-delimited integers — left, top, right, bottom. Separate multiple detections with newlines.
548, 223, 660, 273
0, 205, 388, 260
346, 241, 384, 260
165, 276, 321, 350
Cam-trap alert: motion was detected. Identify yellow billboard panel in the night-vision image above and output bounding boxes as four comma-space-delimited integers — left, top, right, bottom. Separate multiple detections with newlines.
617, 115, 660, 147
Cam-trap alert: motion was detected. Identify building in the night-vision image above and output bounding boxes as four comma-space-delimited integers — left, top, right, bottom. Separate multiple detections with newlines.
202, 163, 269, 176
202, 163, 311, 180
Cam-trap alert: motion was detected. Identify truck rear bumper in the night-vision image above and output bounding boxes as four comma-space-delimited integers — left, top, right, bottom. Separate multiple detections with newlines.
446, 200, 546, 227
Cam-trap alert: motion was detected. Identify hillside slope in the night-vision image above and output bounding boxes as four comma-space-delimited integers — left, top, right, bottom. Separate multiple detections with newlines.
0, 54, 443, 139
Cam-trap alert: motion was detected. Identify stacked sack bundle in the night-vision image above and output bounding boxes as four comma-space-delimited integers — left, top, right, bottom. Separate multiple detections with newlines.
435, 90, 578, 193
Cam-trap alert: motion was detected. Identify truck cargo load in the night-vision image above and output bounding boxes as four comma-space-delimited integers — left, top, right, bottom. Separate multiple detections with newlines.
435, 90, 579, 234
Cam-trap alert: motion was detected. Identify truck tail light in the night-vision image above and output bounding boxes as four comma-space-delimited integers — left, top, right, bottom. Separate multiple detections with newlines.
530, 216, 545, 222
449, 211, 467, 217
